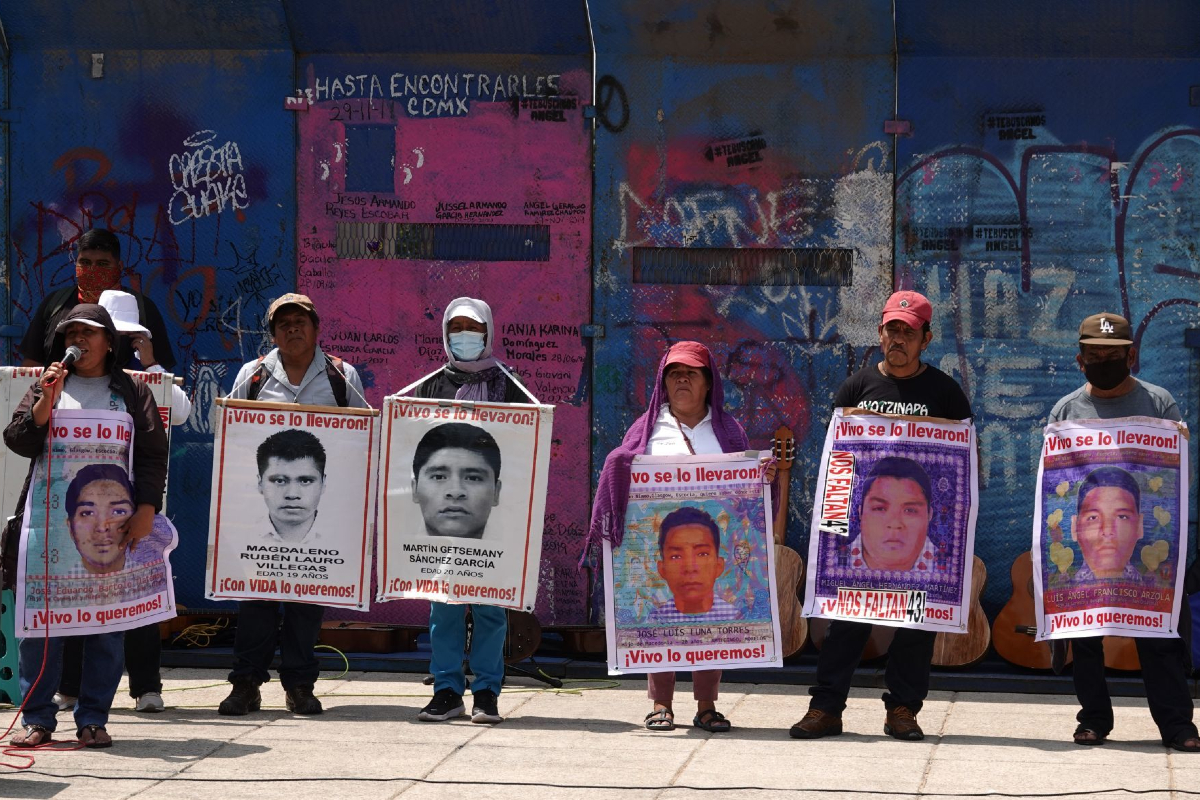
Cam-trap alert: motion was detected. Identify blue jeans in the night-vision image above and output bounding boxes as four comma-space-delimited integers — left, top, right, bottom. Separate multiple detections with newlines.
19, 631, 124, 731
429, 602, 507, 696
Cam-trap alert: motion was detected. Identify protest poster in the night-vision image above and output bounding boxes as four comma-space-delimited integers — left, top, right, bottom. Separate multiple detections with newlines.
206, 399, 380, 609
16, 409, 178, 636
802, 409, 978, 633
1032, 416, 1188, 640
603, 452, 780, 674
0, 367, 176, 518
377, 396, 553, 611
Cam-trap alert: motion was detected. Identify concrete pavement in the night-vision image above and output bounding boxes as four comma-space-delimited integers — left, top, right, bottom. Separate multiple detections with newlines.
1, 668, 1198, 799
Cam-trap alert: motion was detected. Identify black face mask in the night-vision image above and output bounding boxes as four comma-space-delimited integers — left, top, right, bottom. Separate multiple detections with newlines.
1083, 358, 1130, 391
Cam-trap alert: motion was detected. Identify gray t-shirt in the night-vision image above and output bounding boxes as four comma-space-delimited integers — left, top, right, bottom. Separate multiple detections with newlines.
1048, 379, 1180, 423
57, 375, 126, 413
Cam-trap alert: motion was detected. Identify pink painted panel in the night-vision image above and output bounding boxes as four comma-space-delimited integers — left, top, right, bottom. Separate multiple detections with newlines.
296, 61, 592, 626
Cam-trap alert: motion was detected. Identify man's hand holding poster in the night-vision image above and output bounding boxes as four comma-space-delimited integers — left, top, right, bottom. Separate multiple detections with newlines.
1033, 416, 1187, 640
603, 453, 781, 674
206, 399, 380, 609
803, 409, 978, 633
16, 409, 178, 635
377, 397, 553, 611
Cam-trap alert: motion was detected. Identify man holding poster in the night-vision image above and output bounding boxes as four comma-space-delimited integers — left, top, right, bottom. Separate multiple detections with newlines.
793, 290, 972, 743
3, 304, 169, 749
216, 293, 368, 719
1045, 312, 1198, 752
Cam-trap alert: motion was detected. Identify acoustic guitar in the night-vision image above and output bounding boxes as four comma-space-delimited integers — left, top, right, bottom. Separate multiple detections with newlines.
771, 425, 807, 657
992, 550, 1140, 671
931, 556, 990, 667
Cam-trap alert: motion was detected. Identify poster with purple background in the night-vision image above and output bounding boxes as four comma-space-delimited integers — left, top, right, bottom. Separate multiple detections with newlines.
803, 409, 977, 633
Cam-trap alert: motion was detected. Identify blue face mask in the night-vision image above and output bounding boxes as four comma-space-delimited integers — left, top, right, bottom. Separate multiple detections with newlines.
448, 331, 486, 361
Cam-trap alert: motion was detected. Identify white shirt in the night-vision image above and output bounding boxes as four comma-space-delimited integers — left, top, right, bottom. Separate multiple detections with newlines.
645, 403, 722, 456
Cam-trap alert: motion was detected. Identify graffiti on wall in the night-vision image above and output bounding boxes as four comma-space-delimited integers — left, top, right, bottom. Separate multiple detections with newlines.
896, 124, 1200, 609
295, 61, 593, 625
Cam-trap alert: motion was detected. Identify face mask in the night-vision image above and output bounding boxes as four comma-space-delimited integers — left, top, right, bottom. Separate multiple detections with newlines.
77, 264, 121, 303
1083, 358, 1130, 391
448, 331, 486, 361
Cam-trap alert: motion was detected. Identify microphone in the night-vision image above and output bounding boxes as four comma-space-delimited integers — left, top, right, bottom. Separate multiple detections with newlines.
44, 345, 82, 387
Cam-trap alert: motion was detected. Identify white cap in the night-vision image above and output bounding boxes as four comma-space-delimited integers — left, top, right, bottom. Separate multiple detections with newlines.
98, 290, 151, 338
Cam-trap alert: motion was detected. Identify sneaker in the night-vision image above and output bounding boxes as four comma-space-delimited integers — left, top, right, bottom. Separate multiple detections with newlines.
135, 692, 165, 713
470, 689, 502, 724
217, 680, 262, 716
884, 706, 924, 741
789, 709, 843, 739
418, 688, 465, 722
285, 685, 323, 715
53, 693, 77, 712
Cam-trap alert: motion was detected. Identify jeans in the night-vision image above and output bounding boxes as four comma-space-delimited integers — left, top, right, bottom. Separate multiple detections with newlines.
19, 631, 124, 731
59, 622, 163, 699
228, 600, 325, 690
429, 602, 507, 696
808, 620, 937, 715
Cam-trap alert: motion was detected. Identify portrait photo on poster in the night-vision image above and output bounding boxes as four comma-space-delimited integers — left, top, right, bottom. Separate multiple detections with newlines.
20, 456, 178, 626
813, 446, 972, 604
387, 416, 537, 548
616, 497, 773, 628
1040, 460, 1181, 616
216, 424, 373, 552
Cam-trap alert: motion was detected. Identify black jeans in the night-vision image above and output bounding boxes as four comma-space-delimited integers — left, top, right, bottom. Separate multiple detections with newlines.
808, 620, 937, 715
1072, 602, 1197, 744
227, 600, 325, 691
59, 622, 162, 699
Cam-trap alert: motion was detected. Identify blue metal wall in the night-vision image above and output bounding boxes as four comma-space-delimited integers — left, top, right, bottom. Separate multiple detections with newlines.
2, 2, 296, 610
590, 0, 897, 587
894, 0, 1200, 609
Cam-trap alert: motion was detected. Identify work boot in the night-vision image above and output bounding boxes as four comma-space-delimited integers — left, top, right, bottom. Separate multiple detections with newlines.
789, 708, 843, 739
884, 706, 924, 741
285, 685, 323, 715
218, 680, 262, 716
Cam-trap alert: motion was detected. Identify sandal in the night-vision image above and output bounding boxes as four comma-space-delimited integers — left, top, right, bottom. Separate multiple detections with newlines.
77, 724, 112, 749
644, 708, 675, 731
11, 724, 53, 748
1073, 726, 1106, 746
693, 709, 731, 733
1169, 733, 1200, 753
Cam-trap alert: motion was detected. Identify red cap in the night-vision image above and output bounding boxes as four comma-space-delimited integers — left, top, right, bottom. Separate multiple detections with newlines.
665, 341, 711, 369
881, 291, 932, 329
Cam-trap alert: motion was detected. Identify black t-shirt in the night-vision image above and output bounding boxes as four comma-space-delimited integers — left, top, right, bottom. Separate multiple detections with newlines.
19, 286, 176, 370
832, 362, 972, 420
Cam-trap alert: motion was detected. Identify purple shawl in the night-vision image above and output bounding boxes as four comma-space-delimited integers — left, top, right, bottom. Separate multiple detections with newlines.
584, 344, 751, 561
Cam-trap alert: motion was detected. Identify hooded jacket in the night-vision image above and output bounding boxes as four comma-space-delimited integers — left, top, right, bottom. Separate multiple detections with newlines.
586, 343, 751, 556
1, 304, 169, 588
413, 297, 527, 403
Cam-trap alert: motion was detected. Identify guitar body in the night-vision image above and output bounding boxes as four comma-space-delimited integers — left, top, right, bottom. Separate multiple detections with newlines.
774, 544, 807, 657
1103, 637, 1141, 671
808, 617, 896, 660
504, 610, 541, 665
771, 425, 807, 657
992, 551, 1065, 670
932, 556, 990, 667
992, 550, 1139, 670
